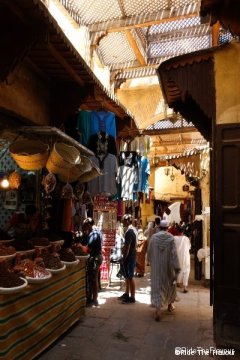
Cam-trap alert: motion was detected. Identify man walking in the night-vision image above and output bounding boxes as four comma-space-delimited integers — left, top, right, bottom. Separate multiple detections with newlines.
148, 219, 180, 321
118, 214, 137, 303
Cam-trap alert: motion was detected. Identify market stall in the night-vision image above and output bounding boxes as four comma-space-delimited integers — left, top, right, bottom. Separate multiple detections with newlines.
0, 1, 141, 359
0, 259, 87, 360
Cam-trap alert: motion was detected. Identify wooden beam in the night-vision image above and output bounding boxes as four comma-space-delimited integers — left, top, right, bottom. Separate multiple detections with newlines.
148, 23, 211, 43
142, 126, 198, 136
47, 42, 85, 87
89, 7, 198, 33
212, 21, 220, 46
107, 13, 199, 33
125, 30, 146, 66
152, 138, 204, 146
115, 64, 158, 74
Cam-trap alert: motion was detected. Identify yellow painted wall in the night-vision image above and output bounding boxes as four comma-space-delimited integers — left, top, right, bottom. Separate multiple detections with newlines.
154, 166, 191, 202
141, 165, 197, 227
216, 41, 240, 125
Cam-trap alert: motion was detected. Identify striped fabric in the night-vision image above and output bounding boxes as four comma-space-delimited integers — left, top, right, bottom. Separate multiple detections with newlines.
0, 262, 86, 360
148, 231, 180, 309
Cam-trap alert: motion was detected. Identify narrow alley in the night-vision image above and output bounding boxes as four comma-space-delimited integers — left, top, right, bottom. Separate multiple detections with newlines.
36, 265, 224, 360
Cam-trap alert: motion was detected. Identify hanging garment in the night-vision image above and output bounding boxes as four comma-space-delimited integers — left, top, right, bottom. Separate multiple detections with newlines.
90, 111, 116, 138
119, 151, 138, 167
88, 154, 118, 196
117, 165, 138, 200
76, 110, 92, 146
117, 151, 139, 200
87, 132, 118, 156
133, 156, 150, 194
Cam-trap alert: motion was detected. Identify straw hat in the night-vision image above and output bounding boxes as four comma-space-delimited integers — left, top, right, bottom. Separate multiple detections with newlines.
46, 142, 80, 175
58, 156, 93, 183
77, 156, 92, 174
78, 164, 103, 183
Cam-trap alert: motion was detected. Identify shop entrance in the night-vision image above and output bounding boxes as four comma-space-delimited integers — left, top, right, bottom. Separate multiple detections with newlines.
212, 124, 240, 348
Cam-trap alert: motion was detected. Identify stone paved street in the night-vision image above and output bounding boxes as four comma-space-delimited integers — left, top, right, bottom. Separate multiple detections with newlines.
37, 266, 239, 360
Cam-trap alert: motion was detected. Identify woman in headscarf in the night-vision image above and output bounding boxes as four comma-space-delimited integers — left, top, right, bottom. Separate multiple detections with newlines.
144, 222, 155, 265
135, 229, 148, 277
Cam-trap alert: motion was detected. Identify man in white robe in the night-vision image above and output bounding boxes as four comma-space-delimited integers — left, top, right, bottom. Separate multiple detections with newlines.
174, 225, 191, 293
148, 219, 180, 321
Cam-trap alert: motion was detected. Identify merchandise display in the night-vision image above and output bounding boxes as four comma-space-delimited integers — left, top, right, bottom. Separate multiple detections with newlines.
93, 196, 117, 282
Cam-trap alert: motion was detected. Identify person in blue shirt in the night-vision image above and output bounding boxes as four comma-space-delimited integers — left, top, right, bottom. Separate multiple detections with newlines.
118, 214, 137, 303
80, 218, 103, 307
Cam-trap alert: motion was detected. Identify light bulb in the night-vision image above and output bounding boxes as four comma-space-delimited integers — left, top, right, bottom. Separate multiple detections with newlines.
1, 178, 9, 188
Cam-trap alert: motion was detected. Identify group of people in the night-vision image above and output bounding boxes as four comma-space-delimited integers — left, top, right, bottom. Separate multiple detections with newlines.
113, 215, 191, 322
79, 213, 191, 317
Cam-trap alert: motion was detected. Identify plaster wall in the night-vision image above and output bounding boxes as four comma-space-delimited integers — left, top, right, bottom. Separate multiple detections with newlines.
154, 166, 190, 202
0, 62, 50, 125
141, 167, 155, 227
216, 41, 240, 125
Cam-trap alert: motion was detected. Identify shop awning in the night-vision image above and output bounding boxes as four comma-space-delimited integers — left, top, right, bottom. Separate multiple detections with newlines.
19, 126, 94, 156
157, 44, 229, 141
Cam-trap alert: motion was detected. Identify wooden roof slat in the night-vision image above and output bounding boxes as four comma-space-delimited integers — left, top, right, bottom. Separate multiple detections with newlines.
125, 30, 146, 66
89, 7, 198, 33
47, 42, 85, 87
142, 126, 198, 136
148, 23, 211, 43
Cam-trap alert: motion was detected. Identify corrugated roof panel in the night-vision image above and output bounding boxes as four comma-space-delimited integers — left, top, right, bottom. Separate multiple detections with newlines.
98, 32, 136, 64
147, 119, 194, 130
149, 35, 211, 57
172, 0, 199, 7
64, 0, 122, 25
149, 16, 201, 34
116, 67, 157, 79
122, 0, 169, 17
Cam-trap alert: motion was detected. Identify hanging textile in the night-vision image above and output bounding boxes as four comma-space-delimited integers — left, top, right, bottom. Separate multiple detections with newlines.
90, 111, 116, 138
88, 154, 118, 196
133, 156, 150, 195
76, 110, 92, 146
87, 132, 118, 156
117, 152, 139, 201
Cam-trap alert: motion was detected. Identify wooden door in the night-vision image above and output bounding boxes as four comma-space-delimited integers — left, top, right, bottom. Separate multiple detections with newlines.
212, 124, 240, 348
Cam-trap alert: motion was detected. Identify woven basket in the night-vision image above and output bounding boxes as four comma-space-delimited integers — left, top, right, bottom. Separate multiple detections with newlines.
58, 156, 92, 183
46, 142, 81, 175
9, 140, 49, 171
78, 164, 103, 183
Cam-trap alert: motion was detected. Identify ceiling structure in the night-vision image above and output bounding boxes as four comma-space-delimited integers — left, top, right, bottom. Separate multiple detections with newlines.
59, 0, 213, 84
56, 0, 228, 157
1, 0, 236, 160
